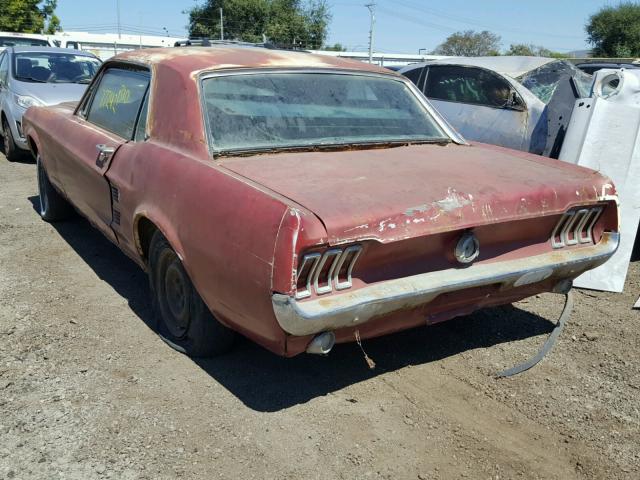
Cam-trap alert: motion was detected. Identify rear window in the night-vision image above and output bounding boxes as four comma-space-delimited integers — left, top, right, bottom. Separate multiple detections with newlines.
202, 72, 449, 154
517, 60, 593, 103
0, 36, 49, 47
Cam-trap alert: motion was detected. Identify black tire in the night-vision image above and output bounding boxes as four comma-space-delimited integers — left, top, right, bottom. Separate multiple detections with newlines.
2, 118, 21, 162
148, 230, 235, 357
37, 154, 73, 221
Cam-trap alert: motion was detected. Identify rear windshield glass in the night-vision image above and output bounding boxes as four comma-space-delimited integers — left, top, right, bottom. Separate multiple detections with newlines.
0, 36, 49, 47
517, 60, 593, 103
202, 72, 449, 154
13, 52, 101, 84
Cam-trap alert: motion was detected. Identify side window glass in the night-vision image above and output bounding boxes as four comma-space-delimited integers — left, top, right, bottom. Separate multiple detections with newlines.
0, 53, 8, 87
134, 90, 149, 142
87, 68, 149, 139
403, 67, 423, 87
425, 66, 513, 108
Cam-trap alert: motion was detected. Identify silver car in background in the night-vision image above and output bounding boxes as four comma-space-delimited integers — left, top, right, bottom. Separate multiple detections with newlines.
400, 57, 593, 158
0, 47, 101, 161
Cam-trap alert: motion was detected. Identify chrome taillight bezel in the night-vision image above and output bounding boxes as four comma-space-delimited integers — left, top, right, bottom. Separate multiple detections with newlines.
295, 245, 363, 299
295, 253, 321, 300
551, 206, 603, 249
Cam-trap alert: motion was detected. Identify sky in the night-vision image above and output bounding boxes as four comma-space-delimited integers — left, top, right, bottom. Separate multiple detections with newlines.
55, 0, 618, 54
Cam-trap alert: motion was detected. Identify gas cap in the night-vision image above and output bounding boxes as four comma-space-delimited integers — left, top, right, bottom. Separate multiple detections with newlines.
455, 231, 480, 264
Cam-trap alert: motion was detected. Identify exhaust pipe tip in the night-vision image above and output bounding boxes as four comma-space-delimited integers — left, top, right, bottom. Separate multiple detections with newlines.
306, 331, 335, 355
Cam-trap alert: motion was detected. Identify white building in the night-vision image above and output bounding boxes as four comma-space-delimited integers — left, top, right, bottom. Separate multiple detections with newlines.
50, 31, 186, 60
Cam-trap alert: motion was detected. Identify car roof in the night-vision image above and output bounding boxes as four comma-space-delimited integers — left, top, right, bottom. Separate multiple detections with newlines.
113, 46, 393, 75
8, 46, 98, 56
400, 56, 557, 78
576, 62, 640, 68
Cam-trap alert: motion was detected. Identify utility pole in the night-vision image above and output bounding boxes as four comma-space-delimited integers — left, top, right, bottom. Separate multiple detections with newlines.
220, 8, 224, 40
365, 2, 376, 64
116, 0, 121, 39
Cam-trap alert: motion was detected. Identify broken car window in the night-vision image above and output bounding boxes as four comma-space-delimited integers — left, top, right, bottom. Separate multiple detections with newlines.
517, 60, 593, 103
423, 66, 514, 108
202, 72, 449, 154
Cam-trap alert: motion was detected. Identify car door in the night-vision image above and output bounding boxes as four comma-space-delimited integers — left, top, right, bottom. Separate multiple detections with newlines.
422, 65, 529, 151
53, 65, 150, 242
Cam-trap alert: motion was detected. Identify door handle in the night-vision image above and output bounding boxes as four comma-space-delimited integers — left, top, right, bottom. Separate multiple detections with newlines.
95, 144, 115, 168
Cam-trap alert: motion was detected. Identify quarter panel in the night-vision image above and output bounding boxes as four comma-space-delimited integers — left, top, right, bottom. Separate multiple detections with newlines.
106, 141, 293, 353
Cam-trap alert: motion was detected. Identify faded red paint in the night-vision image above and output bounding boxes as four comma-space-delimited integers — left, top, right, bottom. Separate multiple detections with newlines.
22, 47, 619, 357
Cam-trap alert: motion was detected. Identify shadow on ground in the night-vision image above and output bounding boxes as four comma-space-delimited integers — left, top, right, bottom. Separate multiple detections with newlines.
1, 142, 36, 164
30, 197, 559, 412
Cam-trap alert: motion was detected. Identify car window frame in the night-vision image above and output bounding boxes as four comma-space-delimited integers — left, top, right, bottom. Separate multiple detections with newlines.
76, 61, 151, 141
0, 51, 8, 88
423, 65, 526, 111
197, 67, 466, 157
133, 86, 150, 142
402, 66, 427, 91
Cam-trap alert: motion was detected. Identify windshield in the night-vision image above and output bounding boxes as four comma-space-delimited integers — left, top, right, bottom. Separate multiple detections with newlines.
202, 72, 449, 154
0, 36, 49, 47
13, 52, 101, 84
517, 60, 593, 103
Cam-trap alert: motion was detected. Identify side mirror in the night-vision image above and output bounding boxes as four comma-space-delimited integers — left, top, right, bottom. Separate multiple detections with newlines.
506, 90, 525, 111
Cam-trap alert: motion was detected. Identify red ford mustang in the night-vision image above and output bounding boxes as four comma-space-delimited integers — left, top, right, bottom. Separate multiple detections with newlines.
22, 47, 619, 358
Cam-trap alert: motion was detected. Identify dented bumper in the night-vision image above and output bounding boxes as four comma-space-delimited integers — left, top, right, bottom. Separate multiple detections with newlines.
272, 232, 619, 336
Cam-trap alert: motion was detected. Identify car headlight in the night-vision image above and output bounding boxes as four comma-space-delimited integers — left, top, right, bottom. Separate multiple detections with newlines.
13, 94, 43, 109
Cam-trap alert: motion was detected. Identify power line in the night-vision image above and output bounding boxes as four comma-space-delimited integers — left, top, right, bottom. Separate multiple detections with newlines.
387, 0, 585, 40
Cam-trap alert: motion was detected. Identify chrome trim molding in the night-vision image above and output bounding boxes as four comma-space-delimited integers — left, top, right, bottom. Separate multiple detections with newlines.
295, 244, 363, 298
295, 253, 321, 300
334, 245, 363, 290
273, 232, 619, 336
552, 207, 602, 249
314, 249, 342, 295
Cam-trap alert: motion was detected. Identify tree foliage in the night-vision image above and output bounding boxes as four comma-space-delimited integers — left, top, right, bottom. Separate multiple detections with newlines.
433, 30, 501, 56
586, 2, 640, 57
187, 0, 331, 49
323, 42, 345, 51
505, 43, 567, 58
0, 0, 61, 34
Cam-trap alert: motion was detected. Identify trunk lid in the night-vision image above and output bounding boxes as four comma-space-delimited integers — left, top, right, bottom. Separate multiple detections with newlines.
219, 143, 612, 244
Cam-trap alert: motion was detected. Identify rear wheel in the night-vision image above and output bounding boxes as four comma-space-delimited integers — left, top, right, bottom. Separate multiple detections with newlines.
148, 231, 235, 357
37, 154, 73, 222
2, 118, 21, 162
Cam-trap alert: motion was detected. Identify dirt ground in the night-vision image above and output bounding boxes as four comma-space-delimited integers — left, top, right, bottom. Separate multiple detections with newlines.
0, 153, 638, 480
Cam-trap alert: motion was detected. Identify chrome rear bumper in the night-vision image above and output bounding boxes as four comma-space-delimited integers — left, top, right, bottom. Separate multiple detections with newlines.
272, 232, 619, 336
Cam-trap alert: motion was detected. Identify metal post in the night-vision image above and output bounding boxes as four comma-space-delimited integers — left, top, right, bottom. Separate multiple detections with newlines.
116, 0, 121, 39
365, 2, 376, 64
220, 8, 224, 40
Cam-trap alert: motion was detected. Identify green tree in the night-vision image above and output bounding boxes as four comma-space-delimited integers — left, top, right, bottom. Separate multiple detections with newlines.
0, 0, 61, 34
505, 43, 566, 58
186, 0, 331, 49
323, 42, 345, 51
433, 30, 501, 56
586, 2, 640, 57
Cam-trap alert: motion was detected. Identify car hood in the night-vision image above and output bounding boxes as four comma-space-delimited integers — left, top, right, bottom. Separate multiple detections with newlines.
219, 143, 613, 244
12, 81, 88, 106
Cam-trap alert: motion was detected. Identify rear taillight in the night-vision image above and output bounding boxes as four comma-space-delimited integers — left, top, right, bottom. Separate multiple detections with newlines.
295, 245, 362, 299
551, 207, 602, 249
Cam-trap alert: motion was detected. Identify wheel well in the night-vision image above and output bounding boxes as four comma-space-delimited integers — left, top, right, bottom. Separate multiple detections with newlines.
27, 136, 38, 157
137, 216, 158, 263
